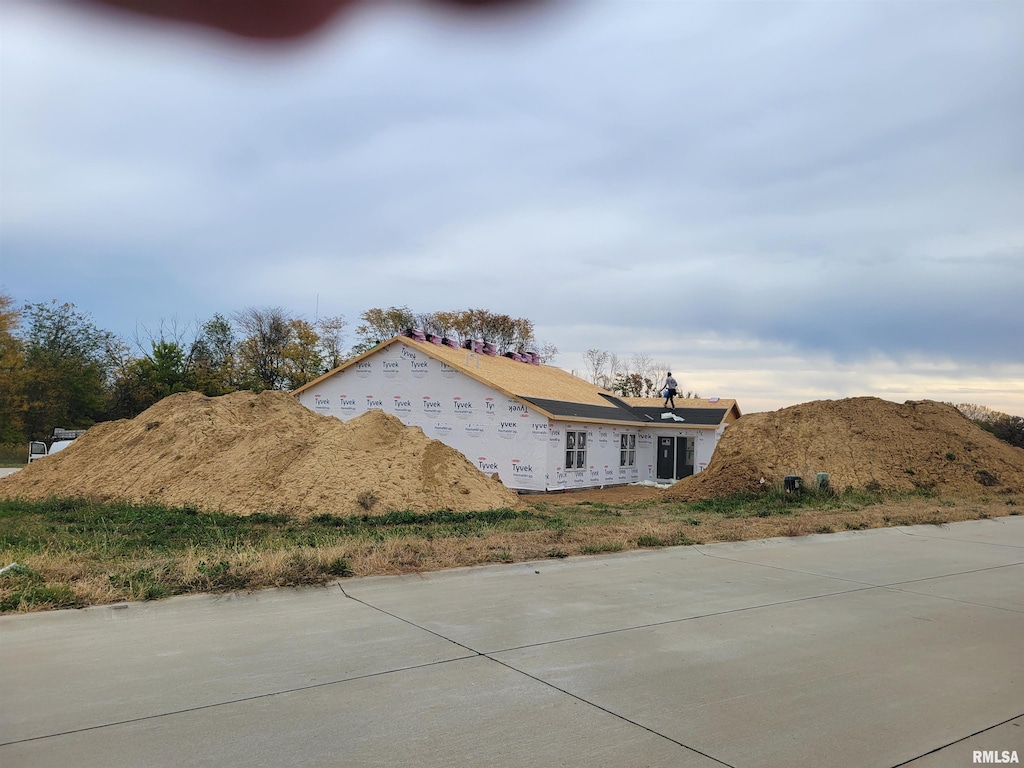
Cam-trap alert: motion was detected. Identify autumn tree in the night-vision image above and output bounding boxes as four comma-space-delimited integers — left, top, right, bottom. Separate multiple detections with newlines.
234, 306, 293, 391
315, 314, 347, 371
0, 294, 26, 443
354, 306, 546, 358
351, 306, 416, 356
460, 309, 534, 354
611, 372, 653, 398
232, 307, 329, 391
281, 318, 323, 389
19, 300, 115, 438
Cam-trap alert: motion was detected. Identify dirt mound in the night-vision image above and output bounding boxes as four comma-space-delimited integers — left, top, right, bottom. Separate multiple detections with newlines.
0, 391, 519, 515
665, 397, 1024, 501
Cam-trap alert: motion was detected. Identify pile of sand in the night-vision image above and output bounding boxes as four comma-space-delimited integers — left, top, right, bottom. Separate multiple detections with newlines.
665, 397, 1024, 501
0, 391, 520, 516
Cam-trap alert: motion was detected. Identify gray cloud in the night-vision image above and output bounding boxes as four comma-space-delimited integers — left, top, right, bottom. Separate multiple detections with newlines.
2, 0, 1022, 410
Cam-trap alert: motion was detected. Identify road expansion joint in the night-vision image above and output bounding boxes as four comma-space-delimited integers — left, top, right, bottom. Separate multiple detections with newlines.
0, 655, 478, 748
693, 546, 1024, 592
888, 711, 1024, 767
335, 585, 738, 766
880, 560, 1024, 588
484, 655, 739, 768
881, 585, 1024, 614
894, 526, 1024, 549
691, 546, 881, 587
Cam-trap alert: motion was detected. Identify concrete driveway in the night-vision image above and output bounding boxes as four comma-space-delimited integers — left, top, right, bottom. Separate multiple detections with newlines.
2, 518, 1022, 768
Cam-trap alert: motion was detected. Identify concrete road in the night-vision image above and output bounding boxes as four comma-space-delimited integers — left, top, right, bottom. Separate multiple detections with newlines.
0, 468, 20, 478
2, 518, 1022, 768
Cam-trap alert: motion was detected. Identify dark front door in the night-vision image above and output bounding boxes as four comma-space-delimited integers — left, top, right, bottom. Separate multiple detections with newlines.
658, 436, 694, 481
676, 437, 694, 478
657, 437, 674, 480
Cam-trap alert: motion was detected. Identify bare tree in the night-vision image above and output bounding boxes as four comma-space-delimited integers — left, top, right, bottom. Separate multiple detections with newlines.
582, 348, 610, 385
595, 352, 622, 390
954, 403, 1006, 422
649, 363, 674, 398
535, 340, 559, 364
629, 353, 655, 385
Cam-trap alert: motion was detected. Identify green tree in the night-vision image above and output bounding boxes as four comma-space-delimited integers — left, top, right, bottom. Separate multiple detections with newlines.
987, 415, 1024, 449
955, 403, 1024, 449
107, 339, 195, 418
192, 314, 238, 395
19, 300, 115, 438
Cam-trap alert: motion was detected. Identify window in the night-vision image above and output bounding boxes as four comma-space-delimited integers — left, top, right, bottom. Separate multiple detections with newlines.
619, 433, 636, 467
565, 430, 587, 469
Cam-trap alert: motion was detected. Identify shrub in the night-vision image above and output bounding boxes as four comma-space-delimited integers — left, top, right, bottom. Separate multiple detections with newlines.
975, 470, 999, 487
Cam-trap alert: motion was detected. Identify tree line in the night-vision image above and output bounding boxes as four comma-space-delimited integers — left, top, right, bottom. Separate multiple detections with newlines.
952, 403, 1024, 449
0, 295, 553, 444
580, 348, 698, 399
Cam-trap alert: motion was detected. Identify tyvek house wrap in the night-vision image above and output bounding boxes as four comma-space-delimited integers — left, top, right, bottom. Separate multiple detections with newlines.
296, 342, 549, 491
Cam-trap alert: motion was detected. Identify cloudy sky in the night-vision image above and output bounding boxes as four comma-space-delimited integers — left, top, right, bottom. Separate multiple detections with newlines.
2, 0, 1022, 414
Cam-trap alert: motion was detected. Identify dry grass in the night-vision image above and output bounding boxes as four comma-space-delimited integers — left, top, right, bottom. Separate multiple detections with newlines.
1, 491, 1019, 612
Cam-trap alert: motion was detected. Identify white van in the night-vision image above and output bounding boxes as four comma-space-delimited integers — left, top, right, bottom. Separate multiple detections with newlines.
26, 429, 87, 463
47, 439, 76, 456
28, 441, 48, 463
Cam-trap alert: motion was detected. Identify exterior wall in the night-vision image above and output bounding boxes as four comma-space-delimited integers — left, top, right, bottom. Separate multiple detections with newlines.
294, 342, 729, 493
646, 426, 721, 481
295, 343, 548, 491
545, 422, 650, 491
544, 423, 721, 490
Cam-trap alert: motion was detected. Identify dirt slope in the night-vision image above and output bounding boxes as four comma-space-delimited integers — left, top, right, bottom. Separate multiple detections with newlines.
665, 397, 1024, 501
0, 391, 519, 515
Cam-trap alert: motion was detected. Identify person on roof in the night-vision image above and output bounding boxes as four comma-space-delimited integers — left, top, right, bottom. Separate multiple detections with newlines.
662, 372, 679, 410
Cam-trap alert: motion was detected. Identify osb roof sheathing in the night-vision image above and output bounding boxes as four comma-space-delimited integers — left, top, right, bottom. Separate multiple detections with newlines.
401, 338, 617, 408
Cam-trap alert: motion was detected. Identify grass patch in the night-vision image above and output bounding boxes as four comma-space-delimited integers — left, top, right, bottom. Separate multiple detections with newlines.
580, 541, 624, 555
1, 564, 83, 611
1, 490, 1018, 612
667, 486, 905, 520
0, 443, 27, 467
635, 534, 665, 547
0, 498, 545, 610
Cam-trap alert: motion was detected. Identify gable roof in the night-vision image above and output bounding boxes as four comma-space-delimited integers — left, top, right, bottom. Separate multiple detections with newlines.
293, 336, 738, 427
